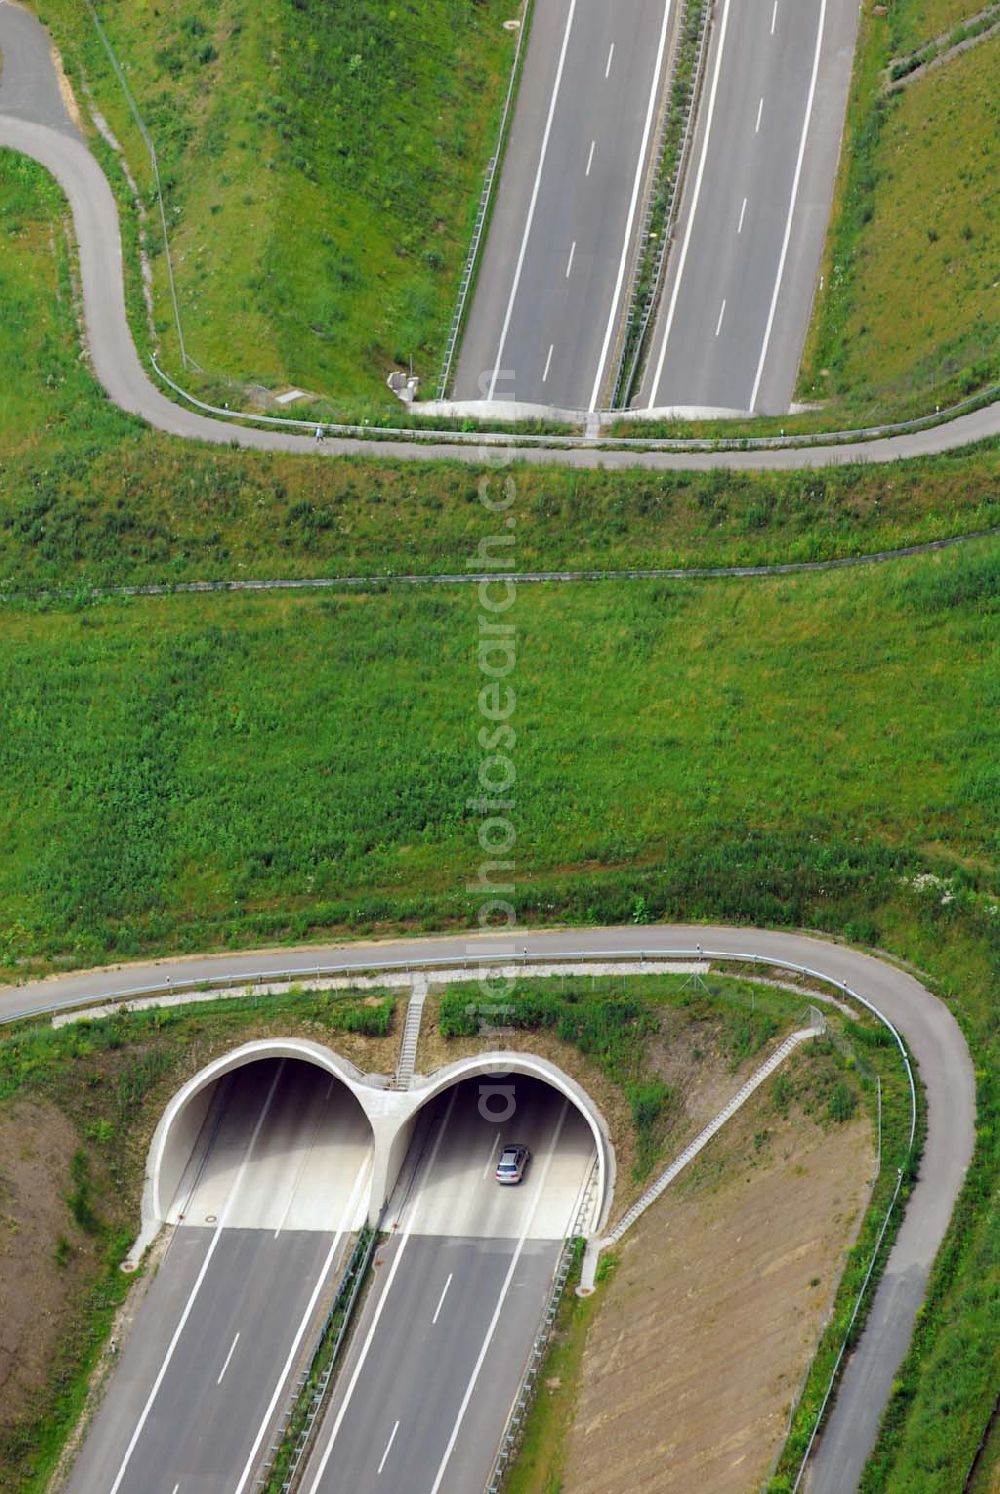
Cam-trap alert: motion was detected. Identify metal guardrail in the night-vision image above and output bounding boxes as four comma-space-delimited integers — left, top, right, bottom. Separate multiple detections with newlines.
255, 1218, 382, 1493
8, 944, 920, 1486
435, 1, 534, 401
148, 352, 1000, 455
610, 0, 712, 409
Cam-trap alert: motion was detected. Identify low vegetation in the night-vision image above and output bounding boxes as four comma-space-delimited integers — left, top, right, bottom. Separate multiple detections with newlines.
39, 0, 515, 404
799, 7, 999, 417
4, 155, 1000, 591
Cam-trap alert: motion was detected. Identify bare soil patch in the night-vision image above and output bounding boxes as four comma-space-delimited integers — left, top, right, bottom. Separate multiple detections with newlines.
0, 1100, 93, 1439
564, 1059, 873, 1493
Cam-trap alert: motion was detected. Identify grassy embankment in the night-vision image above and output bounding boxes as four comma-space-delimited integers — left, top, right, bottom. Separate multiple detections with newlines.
37, 0, 514, 408
0, 987, 396, 1490
1, 126, 1000, 1491
503, 991, 910, 1494
2, 151, 1000, 590
797, 5, 1000, 421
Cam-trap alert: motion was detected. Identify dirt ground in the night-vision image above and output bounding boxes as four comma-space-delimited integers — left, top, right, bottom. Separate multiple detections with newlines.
564, 1057, 873, 1493
417, 986, 805, 1220
0, 1099, 96, 1439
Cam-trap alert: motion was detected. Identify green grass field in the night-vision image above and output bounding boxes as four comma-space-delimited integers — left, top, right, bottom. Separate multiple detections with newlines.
3, 151, 1000, 593
38, 0, 514, 404
800, 11, 999, 417
3, 75, 1000, 1492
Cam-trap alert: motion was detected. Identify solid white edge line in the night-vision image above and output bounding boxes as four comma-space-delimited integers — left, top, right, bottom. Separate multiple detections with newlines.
487, 0, 579, 401
432, 1273, 454, 1326
376, 1419, 400, 1476
748, 0, 828, 411
427, 1100, 570, 1494
109, 1062, 287, 1494
303, 1090, 460, 1494
482, 1131, 502, 1181
216, 1332, 241, 1386
587, 0, 674, 412
647, 0, 736, 406
231, 1153, 372, 1494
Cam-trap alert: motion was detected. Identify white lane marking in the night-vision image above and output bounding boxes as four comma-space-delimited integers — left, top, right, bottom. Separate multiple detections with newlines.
605, 42, 615, 77
377, 1420, 400, 1476
171, 1486, 180, 1494
429, 1102, 570, 1494
647, 0, 735, 405
233, 1154, 372, 1494
304, 1090, 460, 1494
542, 343, 554, 383
482, 1131, 502, 1180
216, 1332, 241, 1386
755, 96, 764, 132
586, 139, 596, 176
109, 1064, 286, 1494
715, 299, 727, 337
487, 0, 579, 400
737, 196, 748, 234
432, 1273, 454, 1325
749, 0, 828, 410
771, 0, 778, 32
565, 240, 576, 279
588, 0, 675, 411
274, 1074, 335, 1237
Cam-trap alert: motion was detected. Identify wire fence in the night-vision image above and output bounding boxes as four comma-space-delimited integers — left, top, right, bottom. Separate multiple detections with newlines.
435, 0, 534, 401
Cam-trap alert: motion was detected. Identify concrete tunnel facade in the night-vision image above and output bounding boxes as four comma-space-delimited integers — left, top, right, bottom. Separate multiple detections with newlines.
138, 1038, 614, 1255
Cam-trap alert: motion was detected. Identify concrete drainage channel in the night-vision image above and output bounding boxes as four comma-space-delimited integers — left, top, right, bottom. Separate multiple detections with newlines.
41, 946, 924, 1492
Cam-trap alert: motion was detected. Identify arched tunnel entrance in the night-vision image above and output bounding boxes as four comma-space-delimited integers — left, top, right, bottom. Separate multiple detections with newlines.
139, 1041, 612, 1255
148, 1044, 376, 1239
386, 1060, 612, 1241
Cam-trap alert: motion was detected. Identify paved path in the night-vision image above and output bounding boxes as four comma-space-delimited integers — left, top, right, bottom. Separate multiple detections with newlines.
4, 926, 975, 1490
1, 3, 999, 469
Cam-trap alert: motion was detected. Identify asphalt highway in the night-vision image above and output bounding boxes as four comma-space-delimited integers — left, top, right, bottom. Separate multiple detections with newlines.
640, 0, 860, 414
3, 2, 998, 467
454, 0, 674, 410
302, 1078, 594, 1494
4, 927, 975, 1492
66, 1060, 372, 1494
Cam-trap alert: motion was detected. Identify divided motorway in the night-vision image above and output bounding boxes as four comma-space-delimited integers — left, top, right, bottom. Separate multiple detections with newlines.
301, 1078, 596, 1493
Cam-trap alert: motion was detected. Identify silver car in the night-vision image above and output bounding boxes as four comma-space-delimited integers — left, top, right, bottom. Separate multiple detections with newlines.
495, 1144, 530, 1185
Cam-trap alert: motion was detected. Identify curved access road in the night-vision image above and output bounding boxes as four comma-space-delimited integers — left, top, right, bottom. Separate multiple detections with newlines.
1, 925, 974, 1491
1, 2, 999, 471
